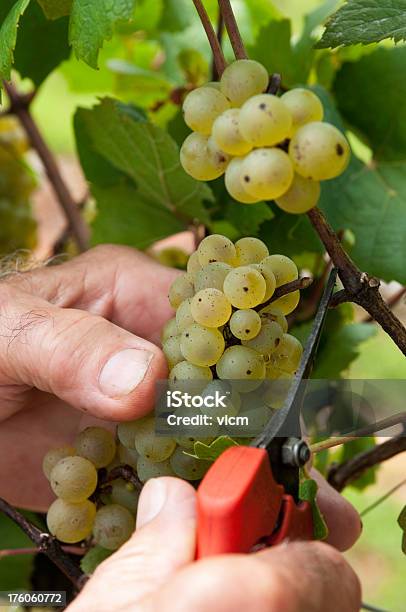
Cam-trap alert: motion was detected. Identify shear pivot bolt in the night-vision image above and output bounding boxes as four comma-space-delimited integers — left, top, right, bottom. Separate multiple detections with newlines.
282, 438, 311, 467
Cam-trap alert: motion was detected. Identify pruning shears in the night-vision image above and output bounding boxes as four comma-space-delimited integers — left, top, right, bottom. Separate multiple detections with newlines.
196, 269, 338, 558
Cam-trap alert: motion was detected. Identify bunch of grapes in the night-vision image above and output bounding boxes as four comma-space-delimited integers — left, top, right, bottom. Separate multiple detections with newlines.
180, 59, 350, 213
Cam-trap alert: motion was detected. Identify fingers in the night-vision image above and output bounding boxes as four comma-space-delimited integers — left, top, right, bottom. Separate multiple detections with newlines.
0, 283, 167, 420
6, 245, 179, 343
67, 477, 197, 612
146, 542, 360, 612
313, 469, 362, 551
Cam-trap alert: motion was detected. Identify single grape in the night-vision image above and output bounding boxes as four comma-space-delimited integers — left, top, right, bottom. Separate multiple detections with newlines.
110, 479, 140, 515
47, 498, 96, 544
224, 157, 260, 204
260, 266, 276, 302
275, 174, 320, 214
259, 255, 298, 287
168, 273, 195, 309
272, 290, 300, 315
75, 427, 116, 468
170, 447, 210, 480
289, 122, 350, 181
182, 86, 230, 134
161, 318, 179, 342
240, 148, 294, 200
42, 446, 75, 480
176, 298, 195, 333
50, 456, 97, 503
117, 417, 149, 450
216, 345, 266, 383
207, 136, 231, 173
191, 288, 232, 328
180, 323, 225, 367
205, 81, 221, 90
212, 109, 252, 156
200, 380, 241, 419
229, 309, 261, 341
281, 89, 324, 136
180, 133, 227, 181
117, 443, 139, 469
194, 261, 232, 293
258, 305, 288, 333
93, 504, 135, 550
197, 234, 237, 266
223, 266, 266, 308
237, 405, 274, 433
263, 373, 293, 409
134, 418, 176, 462
169, 361, 213, 393
186, 251, 202, 276
235, 237, 269, 265
163, 334, 184, 369
270, 333, 303, 373
242, 321, 283, 357
239, 94, 292, 147
136, 456, 175, 483
220, 59, 269, 107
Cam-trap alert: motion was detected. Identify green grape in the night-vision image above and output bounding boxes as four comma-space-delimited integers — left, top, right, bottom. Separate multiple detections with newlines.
220, 59, 269, 107
170, 447, 210, 480
223, 266, 266, 308
50, 456, 97, 503
180, 323, 225, 367
180, 133, 227, 181
175, 436, 215, 450
258, 305, 288, 333
134, 418, 176, 462
194, 262, 232, 293
205, 81, 221, 90
117, 418, 149, 450
259, 255, 298, 287
263, 373, 293, 409
200, 380, 241, 419
191, 288, 232, 328
47, 498, 96, 544
197, 234, 237, 266
240, 148, 294, 200
161, 317, 179, 342
168, 273, 195, 309
224, 157, 260, 204
211, 109, 252, 155
136, 456, 175, 483
182, 86, 230, 134
270, 333, 303, 373
186, 251, 202, 276
260, 266, 276, 302
110, 479, 140, 515
207, 136, 231, 173
169, 360, 213, 393
239, 94, 292, 147
176, 298, 195, 333
229, 309, 261, 341
42, 446, 75, 480
242, 321, 283, 357
235, 237, 269, 265
117, 443, 139, 469
289, 122, 350, 181
281, 88, 324, 136
163, 334, 184, 369
216, 346, 265, 383
275, 173, 320, 214
272, 290, 300, 315
75, 427, 116, 468
93, 504, 135, 550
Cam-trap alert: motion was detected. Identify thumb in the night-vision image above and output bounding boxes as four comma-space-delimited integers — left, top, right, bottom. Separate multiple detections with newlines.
67, 477, 196, 612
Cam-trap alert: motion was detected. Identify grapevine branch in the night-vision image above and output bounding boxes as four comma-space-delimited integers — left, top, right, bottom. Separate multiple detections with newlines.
218, 0, 247, 59
0, 496, 87, 588
3, 81, 89, 253
192, 0, 227, 76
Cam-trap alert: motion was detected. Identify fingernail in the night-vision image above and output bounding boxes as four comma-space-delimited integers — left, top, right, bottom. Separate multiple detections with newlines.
99, 348, 153, 397
136, 479, 168, 528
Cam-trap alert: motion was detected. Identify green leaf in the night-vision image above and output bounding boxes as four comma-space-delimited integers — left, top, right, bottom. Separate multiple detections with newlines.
109, 59, 173, 108
334, 47, 406, 161
224, 201, 274, 238
37, 0, 72, 19
397, 505, 406, 531
0, 511, 35, 590
0, 0, 31, 81
299, 477, 329, 540
317, 0, 406, 49
69, 0, 135, 68
158, 0, 194, 33
187, 436, 239, 461
336, 438, 377, 490
80, 545, 112, 574
244, 0, 282, 35
133, 0, 163, 32
178, 48, 209, 86
75, 98, 211, 248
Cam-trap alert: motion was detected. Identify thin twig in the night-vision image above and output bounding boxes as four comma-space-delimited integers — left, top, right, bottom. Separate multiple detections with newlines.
360, 476, 406, 517
0, 497, 87, 588
255, 276, 313, 313
218, 0, 247, 59
192, 0, 227, 76
212, 9, 224, 80
363, 286, 406, 323
99, 464, 143, 491
3, 81, 89, 253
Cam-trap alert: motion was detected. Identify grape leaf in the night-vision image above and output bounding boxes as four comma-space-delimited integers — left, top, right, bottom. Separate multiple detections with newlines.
398, 505, 406, 531
158, 0, 194, 33
334, 46, 406, 162
299, 478, 329, 540
80, 545, 112, 575
0, 0, 31, 81
69, 0, 135, 69
37, 0, 72, 20
187, 436, 239, 461
317, 0, 406, 49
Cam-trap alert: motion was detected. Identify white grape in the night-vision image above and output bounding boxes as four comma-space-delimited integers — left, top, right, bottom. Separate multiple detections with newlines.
117, 417, 149, 450
225, 157, 260, 204
194, 262, 232, 292
93, 504, 135, 550
42, 446, 75, 480
200, 380, 241, 419
180, 323, 225, 367
117, 443, 139, 469
75, 427, 116, 468
182, 86, 230, 134
163, 334, 184, 369
134, 418, 176, 462
161, 318, 179, 342
242, 321, 283, 357
168, 273, 195, 309
191, 288, 232, 327
235, 237, 269, 265
270, 333, 303, 373
216, 346, 265, 383
211, 108, 252, 155
50, 456, 97, 503
223, 266, 266, 308
275, 173, 320, 214
186, 251, 202, 276
272, 290, 300, 315
229, 309, 261, 341
281, 88, 324, 136
169, 360, 213, 393
240, 148, 294, 200
47, 498, 96, 544
259, 255, 298, 287
220, 59, 269, 107
180, 133, 228, 181
258, 305, 288, 333
239, 94, 292, 147
110, 479, 140, 515
176, 298, 195, 333
197, 234, 237, 266
136, 456, 175, 483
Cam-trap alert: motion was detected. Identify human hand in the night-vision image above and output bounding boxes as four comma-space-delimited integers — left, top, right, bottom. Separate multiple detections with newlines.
67, 477, 361, 612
